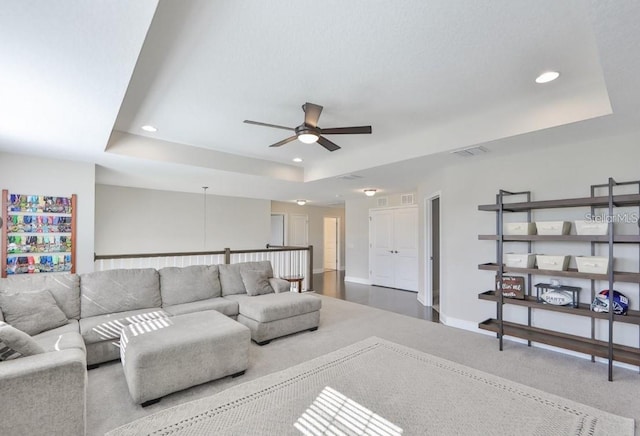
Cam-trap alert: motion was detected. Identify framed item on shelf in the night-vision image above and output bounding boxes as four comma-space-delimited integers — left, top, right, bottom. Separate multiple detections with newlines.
496, 275, 525, 299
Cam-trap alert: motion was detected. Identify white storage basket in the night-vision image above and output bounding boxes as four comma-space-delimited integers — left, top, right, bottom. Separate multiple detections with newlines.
535, 221, 571, 235
535, 255, 570, 271
504, 253, 536, 268
504, 222, 536, 235
574, 220, 608, 236
576, 256, 609, 274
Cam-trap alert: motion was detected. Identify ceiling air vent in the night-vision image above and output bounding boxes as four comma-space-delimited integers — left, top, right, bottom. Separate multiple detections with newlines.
337, 174, 363, 181
450, 145, 488, 157
377, 197, 388, 207
400, 194, 415, 205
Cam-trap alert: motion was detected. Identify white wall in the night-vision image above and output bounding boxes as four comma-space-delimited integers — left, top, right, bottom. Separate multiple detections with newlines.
270, 201, 345, 272
95, 185, 271, 255
0, 152, 95, 273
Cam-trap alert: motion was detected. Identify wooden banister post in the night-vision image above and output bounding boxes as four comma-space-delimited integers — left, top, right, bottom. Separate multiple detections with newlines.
225, 248, 231, 264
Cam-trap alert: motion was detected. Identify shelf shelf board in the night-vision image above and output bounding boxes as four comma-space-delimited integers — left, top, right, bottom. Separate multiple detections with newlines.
7, 252, 71, 257
478, 235, 640, 243
478, 193, 640, 212
478, 291, 640, 326
7, 232, 72, 236
478, 262, 640, 284
7, 211, 72, 217
478, 318, 640, 366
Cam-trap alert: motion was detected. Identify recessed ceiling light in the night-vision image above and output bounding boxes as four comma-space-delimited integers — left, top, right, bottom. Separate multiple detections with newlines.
141, 125, 157, 132
292, 157, 303, 163
535, 71, 560, 84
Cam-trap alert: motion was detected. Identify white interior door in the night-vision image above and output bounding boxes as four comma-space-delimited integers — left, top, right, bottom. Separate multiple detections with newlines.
393, 207, 418, 292
369, 209, 395, 287
270, 214, 285, 246
369, 206, 418, 291
289, 214, 308, 247
323, 217, 338, 270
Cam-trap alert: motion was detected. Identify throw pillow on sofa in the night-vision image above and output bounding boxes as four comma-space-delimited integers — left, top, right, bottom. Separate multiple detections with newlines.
0, 289, 68, 335
0, 321, 45, 361
240, 270, 274, 296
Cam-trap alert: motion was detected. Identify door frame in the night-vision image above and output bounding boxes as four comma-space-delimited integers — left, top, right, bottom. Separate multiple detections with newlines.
323, 216, 341, 270
423, 191, 442, 308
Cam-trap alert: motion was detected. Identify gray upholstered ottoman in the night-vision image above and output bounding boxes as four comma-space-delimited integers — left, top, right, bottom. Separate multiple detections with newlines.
120, 310, 250, 406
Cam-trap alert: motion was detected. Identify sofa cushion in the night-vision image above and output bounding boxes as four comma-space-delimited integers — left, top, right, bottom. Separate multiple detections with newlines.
0, 274, 80, 319
79, 308, 168, 345
0, 289, 69, 335
33, 319, 79, 339
159, 265, 221, 305
35, 331, 86, 354
269, 277, 291, 293
225, 293, 321, 323
0, 321, 45, 360
163, 298, 239, 317
219, 261, 275, 296
241, 270, 274, 296
80, 268, 161, 318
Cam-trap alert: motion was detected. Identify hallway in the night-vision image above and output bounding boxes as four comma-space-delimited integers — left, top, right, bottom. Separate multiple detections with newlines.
313, 270, 439, 322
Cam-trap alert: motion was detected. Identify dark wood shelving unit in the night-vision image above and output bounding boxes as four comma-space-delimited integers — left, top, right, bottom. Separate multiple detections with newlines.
478, 291, 640, 326
478, 178, 640, 381
478, 193, 640, 212
478, 262, 640, 284
478, 234, 640, 243
479, 319, 640, 367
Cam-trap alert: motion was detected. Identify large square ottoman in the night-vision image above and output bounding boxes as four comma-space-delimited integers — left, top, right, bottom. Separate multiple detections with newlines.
120, 310, 250, 406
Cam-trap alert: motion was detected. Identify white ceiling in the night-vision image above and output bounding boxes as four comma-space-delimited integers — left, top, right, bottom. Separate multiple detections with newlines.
1, 1, 639, 205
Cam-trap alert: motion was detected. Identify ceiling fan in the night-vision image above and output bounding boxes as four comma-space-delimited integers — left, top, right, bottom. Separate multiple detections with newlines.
243, 102, 372, 152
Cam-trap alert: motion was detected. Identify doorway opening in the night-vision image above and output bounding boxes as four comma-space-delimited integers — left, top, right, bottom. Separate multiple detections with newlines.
425, 194, 441, 313
323, 217, 339, 271
270, 213, 286, 246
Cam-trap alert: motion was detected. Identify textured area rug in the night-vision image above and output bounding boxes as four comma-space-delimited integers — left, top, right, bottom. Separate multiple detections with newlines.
107, 337, 634, 436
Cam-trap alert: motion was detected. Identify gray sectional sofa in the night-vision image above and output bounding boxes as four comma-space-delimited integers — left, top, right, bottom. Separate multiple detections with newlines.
0, 261, 321, 436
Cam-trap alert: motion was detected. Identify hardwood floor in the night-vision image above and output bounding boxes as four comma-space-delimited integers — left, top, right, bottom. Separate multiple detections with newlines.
312, 270, 439, 322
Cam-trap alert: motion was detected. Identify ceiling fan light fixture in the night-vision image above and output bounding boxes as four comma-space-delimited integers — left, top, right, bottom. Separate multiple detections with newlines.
296, 199, 307, 206
364, 189, 377, 197
298, 133, 319, 144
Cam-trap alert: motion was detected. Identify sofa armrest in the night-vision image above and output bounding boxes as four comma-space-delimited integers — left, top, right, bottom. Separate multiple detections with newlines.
269, 277, 291, 293
0, 349, 87, 436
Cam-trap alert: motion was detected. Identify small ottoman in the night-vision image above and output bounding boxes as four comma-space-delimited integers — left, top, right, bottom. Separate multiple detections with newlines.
120, 310, 250, 406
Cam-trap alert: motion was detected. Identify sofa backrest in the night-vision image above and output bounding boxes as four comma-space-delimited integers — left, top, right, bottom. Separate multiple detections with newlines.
0, 274, 81, 320
80, 268, 161, 318
219, 261, 274, 296
158, 265, 221, 306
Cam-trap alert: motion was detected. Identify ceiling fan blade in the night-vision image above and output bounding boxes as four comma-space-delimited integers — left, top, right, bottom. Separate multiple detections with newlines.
269, 135, 298, 148
244, 120, 295, 131
317, 136, 341, 152
321, 126, 372, 135
303, 102, 323, 127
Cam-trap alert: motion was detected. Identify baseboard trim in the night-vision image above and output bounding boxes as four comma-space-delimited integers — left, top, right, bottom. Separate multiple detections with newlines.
344, 276, 371, 285
417, 294, 427, 306
441, 314, 639, 372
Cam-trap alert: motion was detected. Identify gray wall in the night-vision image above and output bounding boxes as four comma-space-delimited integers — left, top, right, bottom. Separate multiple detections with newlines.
0, 152, 96, 273
95, 184, 271, 255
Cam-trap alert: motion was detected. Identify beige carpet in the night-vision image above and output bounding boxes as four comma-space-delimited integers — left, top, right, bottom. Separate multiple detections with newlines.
106, 337, 633, 435
87, 296, 640, 435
